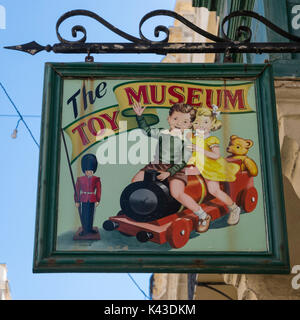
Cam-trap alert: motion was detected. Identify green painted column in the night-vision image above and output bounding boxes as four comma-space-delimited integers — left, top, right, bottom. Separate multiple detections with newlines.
192, 0, 218, 12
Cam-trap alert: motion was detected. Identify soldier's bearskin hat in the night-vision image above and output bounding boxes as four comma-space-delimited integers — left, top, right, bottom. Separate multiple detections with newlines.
81, 154, 98, 173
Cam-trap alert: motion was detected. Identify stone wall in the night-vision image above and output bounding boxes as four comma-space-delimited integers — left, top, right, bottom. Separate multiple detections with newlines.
162, 0, 218, 63
0, 264, 11, 300
151, 274, 188, 300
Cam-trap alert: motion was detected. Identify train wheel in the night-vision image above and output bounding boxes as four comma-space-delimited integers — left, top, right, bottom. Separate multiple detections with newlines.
103, 220, 119, 231
240, 187, 258, 212
166, 218, 191, 249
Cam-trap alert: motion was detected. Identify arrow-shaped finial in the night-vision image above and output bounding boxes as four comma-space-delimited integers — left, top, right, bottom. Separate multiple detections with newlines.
4, 41, 52, 55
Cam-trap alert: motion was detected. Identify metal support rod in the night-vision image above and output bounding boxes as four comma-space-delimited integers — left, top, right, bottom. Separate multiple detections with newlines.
51, 42, 300, 54
6, 41, 300, 56
4, 9, 300, 56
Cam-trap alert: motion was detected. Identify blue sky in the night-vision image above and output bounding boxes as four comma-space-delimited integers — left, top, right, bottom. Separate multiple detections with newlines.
0, 0, 176, 300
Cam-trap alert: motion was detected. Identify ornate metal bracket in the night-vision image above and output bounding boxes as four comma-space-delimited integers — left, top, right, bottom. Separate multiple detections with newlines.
5, 9, 300, 57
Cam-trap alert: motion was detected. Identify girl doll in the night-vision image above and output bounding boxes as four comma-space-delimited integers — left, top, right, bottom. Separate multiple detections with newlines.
187, 105, 241, 227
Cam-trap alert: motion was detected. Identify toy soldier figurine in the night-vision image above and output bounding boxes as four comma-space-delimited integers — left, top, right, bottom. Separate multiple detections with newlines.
74, 153, 101, 240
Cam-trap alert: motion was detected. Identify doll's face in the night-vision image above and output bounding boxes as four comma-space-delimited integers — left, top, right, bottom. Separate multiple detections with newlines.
85, 170, 94, 177
193, 115, 213, 133
167, 111, 192, 132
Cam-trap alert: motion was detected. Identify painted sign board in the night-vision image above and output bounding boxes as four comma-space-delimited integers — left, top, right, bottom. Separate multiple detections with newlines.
33, 63, 289, 273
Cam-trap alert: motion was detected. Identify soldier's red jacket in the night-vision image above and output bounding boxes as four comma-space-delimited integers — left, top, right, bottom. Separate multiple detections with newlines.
74, 175, 101, 203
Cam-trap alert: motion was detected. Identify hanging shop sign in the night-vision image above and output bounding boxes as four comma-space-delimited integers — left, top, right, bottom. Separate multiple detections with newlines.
33, 63, 289, 273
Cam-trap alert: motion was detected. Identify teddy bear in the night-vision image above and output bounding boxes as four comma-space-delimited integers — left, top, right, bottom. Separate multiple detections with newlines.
226, 135, 258, 177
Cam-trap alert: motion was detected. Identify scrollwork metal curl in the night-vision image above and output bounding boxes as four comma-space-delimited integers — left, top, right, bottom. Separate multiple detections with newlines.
56, 9, 147, 44
139, 9, 226, 43
222, 10, 300, 43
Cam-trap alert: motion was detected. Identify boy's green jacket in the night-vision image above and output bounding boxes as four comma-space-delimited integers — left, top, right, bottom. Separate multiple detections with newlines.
136, 115, 192, 176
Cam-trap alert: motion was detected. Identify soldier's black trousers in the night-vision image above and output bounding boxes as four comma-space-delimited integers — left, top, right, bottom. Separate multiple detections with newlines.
80, 202, 95, 234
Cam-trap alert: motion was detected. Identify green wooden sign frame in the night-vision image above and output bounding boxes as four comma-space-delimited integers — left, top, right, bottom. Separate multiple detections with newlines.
33, 62, 289, 273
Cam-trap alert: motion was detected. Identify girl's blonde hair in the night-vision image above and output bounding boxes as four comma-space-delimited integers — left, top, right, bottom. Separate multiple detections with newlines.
195, 107, 222, 131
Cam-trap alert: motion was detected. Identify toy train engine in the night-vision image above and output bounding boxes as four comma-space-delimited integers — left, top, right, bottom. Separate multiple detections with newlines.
103, 169, 208, 248
103, 159, 258, 249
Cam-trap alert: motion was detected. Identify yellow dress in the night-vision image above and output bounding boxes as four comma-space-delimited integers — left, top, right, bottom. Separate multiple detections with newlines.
188, 135, 240, 182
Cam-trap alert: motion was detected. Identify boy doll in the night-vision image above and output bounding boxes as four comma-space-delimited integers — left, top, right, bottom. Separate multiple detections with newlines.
132, 102, 210, 232
74, 153, 101, 236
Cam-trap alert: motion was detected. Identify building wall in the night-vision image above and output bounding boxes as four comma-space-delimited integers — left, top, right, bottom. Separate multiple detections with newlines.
152, 0, 300, 300
162, 0, 219, 63
0, 264, 11, 300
